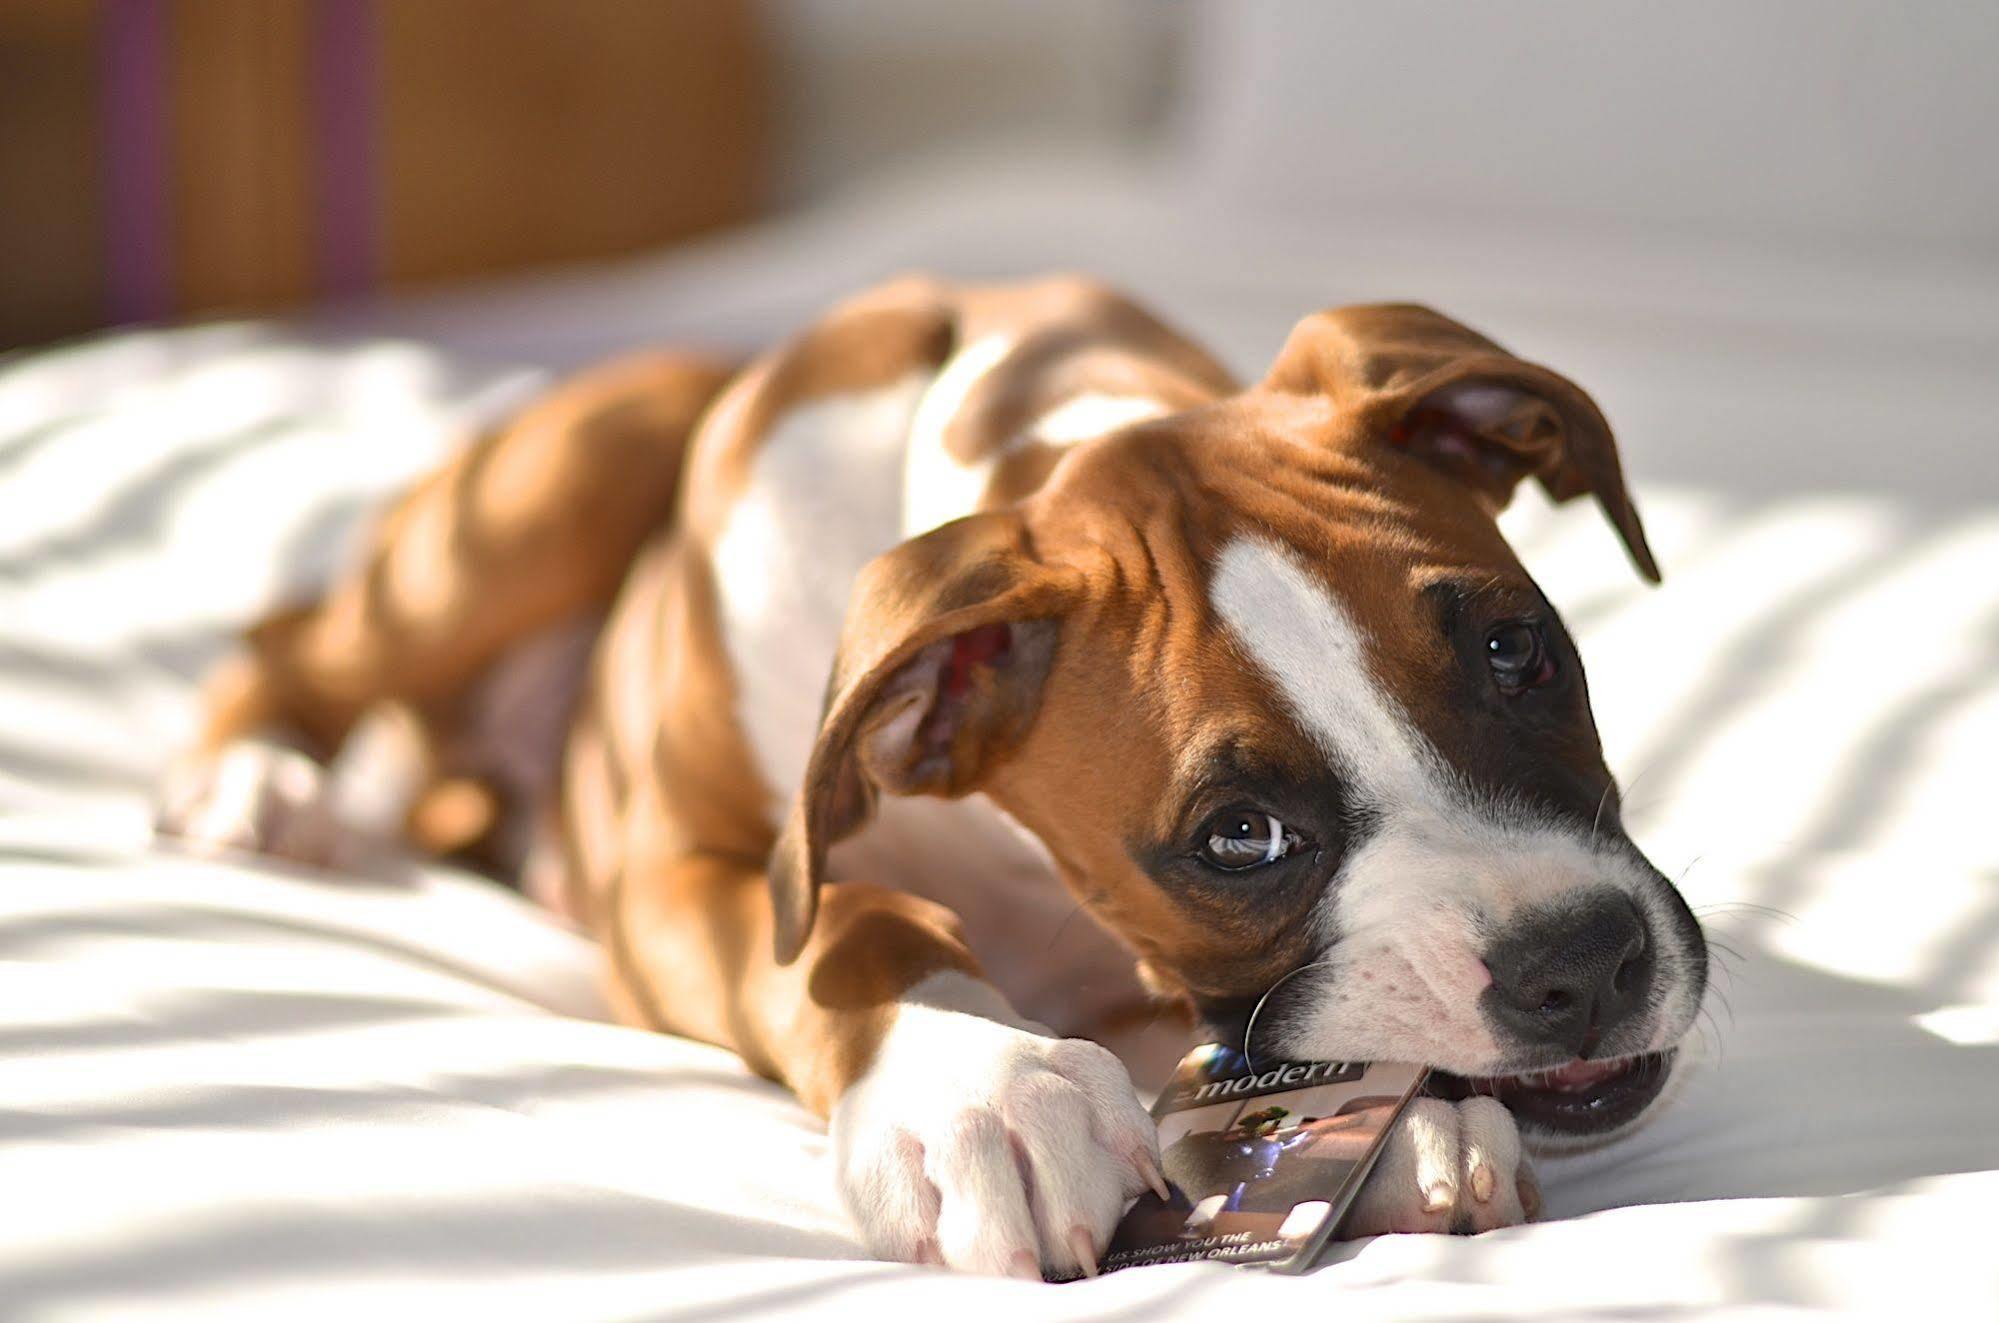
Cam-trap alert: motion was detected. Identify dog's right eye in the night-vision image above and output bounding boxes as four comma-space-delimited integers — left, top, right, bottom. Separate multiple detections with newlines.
1196, 808, 1298, 871
1485, 619, 1556, 693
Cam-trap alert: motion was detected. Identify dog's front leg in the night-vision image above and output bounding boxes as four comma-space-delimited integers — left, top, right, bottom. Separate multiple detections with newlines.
608, 855, 1162, 1279
831, 969, 1167, 1279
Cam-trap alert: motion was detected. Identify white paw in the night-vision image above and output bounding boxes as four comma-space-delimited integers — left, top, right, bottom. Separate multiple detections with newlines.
155, 739, 350, 869
831, 972, 1165, 1279
1340, 1096, 1540, 1237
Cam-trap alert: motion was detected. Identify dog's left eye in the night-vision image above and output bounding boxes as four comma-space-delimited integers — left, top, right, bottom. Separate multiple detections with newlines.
1485, 620, 1555, 692
1196, 809, 1299, 871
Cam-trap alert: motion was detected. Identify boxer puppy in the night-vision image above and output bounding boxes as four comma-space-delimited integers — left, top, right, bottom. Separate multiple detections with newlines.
159, 275, 1706, 1278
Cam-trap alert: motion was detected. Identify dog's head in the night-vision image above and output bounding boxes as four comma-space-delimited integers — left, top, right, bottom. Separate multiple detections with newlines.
773, 304, 1705, 1141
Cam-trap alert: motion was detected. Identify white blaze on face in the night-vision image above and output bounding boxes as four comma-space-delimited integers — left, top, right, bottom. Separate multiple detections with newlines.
1207, 535, 1697, 1072
1209, 536, 1445, 808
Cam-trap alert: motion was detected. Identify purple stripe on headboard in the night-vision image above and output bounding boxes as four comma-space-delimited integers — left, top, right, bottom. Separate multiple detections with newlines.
311, 0, 377, 299
100, 0, 172, 325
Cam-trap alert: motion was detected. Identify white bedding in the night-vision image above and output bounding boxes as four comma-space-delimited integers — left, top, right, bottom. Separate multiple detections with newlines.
4, 160, 1998, 1320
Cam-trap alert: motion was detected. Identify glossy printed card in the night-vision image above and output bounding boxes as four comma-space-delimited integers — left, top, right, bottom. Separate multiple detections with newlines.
1088, 1045, 1427, 1277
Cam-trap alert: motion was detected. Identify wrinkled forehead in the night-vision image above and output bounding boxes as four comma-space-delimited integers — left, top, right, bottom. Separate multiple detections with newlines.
1164, 507, 1563, 808
1201, 533, 1444, 789
1163, 533, 1440, 804
1031, 415, 1554, 810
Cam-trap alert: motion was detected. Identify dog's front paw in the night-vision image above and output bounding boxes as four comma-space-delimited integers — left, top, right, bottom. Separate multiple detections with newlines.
156, 740, 348, 869
1340, 1096, 1541, 1237
831, 973, 1164, 1279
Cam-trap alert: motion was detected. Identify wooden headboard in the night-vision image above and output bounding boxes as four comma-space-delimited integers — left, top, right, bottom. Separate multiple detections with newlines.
0, 0, 764, 348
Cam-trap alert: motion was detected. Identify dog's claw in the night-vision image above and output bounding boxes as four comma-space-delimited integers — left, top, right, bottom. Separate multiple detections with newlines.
1470, 1161, 1496, 1203
1135, 1152, 1170, 1202
1518, 1169, 1544, 1221
832, 989, 1156, 1277
1068, 1226, 1099, 1278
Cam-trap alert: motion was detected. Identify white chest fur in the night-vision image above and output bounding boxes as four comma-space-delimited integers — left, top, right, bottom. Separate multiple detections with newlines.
710, 362, 1170, 1057
712, 349, 1168, 807
712, 372, 930, 800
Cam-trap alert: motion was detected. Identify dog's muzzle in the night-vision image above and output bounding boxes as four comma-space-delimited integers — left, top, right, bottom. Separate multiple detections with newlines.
1432, 888, 1677, 1136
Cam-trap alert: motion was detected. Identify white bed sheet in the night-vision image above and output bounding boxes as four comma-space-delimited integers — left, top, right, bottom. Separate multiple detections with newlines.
3, 160, 1997, 1320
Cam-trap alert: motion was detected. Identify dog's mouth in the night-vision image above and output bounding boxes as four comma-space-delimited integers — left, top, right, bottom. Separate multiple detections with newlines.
1428, 1048, 1674, 1136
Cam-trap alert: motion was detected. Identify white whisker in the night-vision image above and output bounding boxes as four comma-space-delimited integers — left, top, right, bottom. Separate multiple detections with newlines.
1588, 781, 1615, 852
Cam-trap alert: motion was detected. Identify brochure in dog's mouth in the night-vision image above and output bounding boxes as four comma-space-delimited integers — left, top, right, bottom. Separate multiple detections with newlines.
1067, 1045, 1427, 1280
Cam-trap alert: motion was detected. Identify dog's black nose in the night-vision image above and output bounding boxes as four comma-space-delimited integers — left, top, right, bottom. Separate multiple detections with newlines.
1482, 892, 1651, 1058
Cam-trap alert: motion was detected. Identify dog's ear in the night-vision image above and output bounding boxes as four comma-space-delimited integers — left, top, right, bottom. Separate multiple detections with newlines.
1265, 303, 1660, 583
767, 511, 1075, 964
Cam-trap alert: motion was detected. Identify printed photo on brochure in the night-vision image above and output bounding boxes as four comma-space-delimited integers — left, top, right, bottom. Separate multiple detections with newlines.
1069, 1045, 1426, 1279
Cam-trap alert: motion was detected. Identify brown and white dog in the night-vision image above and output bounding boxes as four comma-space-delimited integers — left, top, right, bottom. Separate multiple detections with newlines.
157, 275, 1707, 1279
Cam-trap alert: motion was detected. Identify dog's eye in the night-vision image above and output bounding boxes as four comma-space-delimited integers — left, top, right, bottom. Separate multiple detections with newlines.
1197, 809, 1298, 871
1485, 620, 1555, 692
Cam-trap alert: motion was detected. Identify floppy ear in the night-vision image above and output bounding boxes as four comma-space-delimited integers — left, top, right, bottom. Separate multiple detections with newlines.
767, 511, 1076, 964
1265, 303, 1660, 583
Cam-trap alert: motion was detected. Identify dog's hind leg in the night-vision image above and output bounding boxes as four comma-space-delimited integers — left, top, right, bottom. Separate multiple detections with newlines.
158, 351, 739, 872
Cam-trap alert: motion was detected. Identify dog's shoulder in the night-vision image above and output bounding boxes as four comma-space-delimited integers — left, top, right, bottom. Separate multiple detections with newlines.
676, 275, 959, 534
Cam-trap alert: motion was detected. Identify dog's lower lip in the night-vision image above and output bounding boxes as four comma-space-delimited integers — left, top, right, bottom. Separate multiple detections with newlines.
1430, 1049, 1674, 1135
